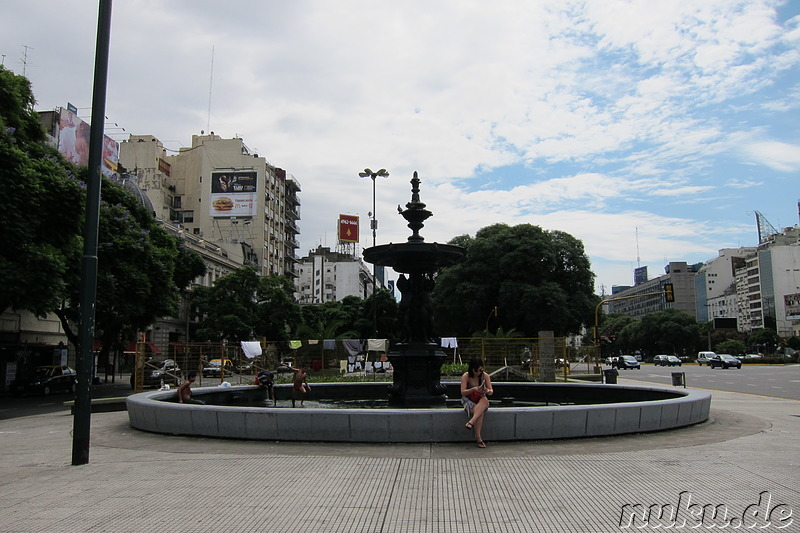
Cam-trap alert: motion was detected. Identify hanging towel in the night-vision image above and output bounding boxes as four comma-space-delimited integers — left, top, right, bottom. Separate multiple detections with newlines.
342, 339, 364, 356
367, 338, 388, 352
289, 340, 302, 350
323, 339, 336, 351
441, 337, 459, 349
307, 339, 319, 345
240, 341, 262, 359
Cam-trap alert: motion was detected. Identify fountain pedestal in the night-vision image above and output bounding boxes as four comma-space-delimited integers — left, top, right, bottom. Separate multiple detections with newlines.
364, 172, 465, 407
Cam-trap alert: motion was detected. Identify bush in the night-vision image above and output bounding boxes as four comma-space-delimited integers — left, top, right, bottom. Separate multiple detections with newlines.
441, 363, 468, 376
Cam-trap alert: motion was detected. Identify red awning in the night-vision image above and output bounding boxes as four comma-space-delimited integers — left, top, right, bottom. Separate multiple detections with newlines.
146, 341, 161, 355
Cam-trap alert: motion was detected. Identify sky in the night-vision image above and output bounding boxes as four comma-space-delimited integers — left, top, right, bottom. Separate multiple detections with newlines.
2, 0, 799, 294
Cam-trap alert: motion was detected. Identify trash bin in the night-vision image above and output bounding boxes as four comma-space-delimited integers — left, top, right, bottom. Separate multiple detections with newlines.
603, 368, 618, 384
671, 372, 686, 388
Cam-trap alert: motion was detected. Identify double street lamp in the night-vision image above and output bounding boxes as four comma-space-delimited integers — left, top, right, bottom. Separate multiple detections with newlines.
359, 168, 389, 335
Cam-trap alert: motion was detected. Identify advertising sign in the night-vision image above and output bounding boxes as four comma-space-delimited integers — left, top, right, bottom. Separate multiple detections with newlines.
210, 170, 258, 218
785, 293, 800, 320
338, 214, 359, 242
56, 108, 118, 178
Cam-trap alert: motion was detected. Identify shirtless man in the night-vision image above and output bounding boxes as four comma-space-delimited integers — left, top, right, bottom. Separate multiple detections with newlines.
288, 365, 310, 407
177, 372, 204, 404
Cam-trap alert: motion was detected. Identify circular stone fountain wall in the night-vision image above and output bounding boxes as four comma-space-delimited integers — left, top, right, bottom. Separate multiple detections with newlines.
126, 382, 710, 443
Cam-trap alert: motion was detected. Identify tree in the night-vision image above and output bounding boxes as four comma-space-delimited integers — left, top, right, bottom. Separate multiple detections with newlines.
192, 267, 300, 342
748, 328, 780, 355
54, 177, 207, 363
715, 339, 746, 356
433, 223, 597, 337
613, 309, 699, 357
0, 67, 84, 315
297, 300, 360, 339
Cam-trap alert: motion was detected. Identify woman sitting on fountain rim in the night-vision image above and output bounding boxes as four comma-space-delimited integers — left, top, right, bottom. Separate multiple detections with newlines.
461, 357, 493, 448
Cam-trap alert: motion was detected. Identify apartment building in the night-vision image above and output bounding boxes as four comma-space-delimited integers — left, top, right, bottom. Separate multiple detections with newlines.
694, 247, 756, 323
735, 227, 800, 337
296, 246, 376, 304
120, 133, 301, 279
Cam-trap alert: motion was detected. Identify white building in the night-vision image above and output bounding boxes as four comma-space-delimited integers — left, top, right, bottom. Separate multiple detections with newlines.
296, 246, 377, 304
694, 247, 756, 324
735, 227, 800, 337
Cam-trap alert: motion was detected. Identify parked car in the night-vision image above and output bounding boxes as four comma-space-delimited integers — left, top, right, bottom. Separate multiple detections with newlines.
157, 359, 180, 372
654, 355, 682, 367
604, 357, 618, 365
130, 368, 180, 389
202, 358, 234, 378
742, 354, 762, 360
615, 355, 641, 370
708, 354, 742, 369
696, 351, 715, 366
11, 365, 77, 396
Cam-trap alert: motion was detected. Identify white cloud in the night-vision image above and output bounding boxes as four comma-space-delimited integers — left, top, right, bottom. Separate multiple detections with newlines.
2, 0, 797, 293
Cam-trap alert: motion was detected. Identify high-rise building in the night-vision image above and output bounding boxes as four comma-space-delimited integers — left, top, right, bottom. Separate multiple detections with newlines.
735, 227, 800, 337
120, 133, 301, 279
694, 247, 756, 323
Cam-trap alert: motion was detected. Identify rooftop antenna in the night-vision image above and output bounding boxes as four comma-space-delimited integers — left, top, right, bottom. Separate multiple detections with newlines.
206, 46, 214, 133
635, 226, 641, 268
21, 45, 33, 76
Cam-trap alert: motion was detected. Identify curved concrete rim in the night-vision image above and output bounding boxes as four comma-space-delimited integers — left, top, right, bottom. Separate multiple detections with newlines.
126, 381, 711, 443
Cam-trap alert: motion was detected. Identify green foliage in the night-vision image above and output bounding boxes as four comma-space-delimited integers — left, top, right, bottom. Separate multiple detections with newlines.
787, 336, 800, 351
54, 176, 207, 357
296, 290, 398, 339
433, 223, 597, 337
0, 67, 84, 315
715, 339, 746, 355
748, 328, 781, 355
440, 363, 468, 376
192, 267, 300, 342
607, 309, 699, 357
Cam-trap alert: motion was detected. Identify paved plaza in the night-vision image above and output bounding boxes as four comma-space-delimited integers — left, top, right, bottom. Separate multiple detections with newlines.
0, 379, 798, 532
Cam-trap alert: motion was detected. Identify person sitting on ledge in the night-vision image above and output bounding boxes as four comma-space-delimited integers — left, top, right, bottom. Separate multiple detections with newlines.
177, 372, 205, 405
461, 357, 493, 448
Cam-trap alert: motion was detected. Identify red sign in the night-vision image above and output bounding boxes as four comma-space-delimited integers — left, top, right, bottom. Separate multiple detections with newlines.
338, 214, 359, 242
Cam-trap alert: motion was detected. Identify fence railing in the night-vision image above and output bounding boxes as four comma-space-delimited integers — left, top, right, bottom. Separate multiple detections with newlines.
131, 338, 602, 391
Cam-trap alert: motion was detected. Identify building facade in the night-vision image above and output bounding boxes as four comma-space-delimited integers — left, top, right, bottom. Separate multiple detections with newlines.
609, 262, 698, 319
735, 227, 800, 337
119, 133, 301, 279
694, 247, 755, 323
296, 246, 376, 304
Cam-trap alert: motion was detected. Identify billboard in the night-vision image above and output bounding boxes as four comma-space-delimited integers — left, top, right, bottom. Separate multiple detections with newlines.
210, 171, 257, 218
338, 214, 359, 242
785, 293, 800, 320
56, 108, 119, 179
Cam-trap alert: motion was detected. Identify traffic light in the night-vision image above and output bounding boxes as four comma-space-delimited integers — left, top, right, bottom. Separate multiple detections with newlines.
664, 283, 675, 302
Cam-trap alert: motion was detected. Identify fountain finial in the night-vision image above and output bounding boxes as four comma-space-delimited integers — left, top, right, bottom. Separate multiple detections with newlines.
400, 171, 432, 242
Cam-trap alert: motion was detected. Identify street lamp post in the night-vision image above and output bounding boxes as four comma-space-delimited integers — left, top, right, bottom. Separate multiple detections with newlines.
359, 168, 389, 336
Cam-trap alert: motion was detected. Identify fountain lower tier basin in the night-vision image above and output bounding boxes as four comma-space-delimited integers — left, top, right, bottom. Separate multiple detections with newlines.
126, 382, 710, 443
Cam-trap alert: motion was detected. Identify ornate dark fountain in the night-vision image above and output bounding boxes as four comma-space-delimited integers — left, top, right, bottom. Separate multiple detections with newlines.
363, 172, 465, 407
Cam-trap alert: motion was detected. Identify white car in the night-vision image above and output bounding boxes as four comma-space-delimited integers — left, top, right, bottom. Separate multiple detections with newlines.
696, 351, 715, 366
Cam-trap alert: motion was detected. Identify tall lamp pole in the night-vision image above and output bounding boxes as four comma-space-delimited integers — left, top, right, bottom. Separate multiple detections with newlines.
359, 168, 389, 336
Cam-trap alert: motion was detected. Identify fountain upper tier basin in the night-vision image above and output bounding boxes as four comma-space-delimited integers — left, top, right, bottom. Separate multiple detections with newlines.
363, 242, 465, 273
126, 382, 711, 443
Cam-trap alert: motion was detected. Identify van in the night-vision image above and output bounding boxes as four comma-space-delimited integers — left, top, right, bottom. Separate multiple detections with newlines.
696, 351, 716, 366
